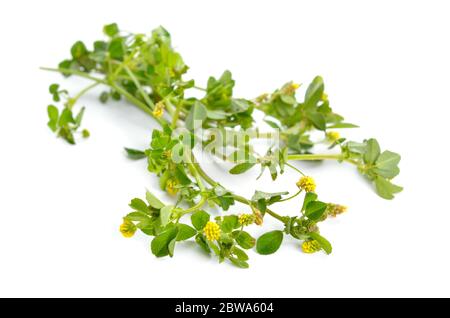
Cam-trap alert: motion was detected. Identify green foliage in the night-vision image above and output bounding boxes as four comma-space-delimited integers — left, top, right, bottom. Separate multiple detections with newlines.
256, 231, 284, 255
43, 23, 402, 268
341, 138, 402, 199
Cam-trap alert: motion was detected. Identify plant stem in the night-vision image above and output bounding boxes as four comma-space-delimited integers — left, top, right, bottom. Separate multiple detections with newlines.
288, 153, 344, 161
69, 82, 100, 109
232, 194, 287, 223
180, 196, 207, 215
109, 82, 165, 126
285, 162, 305, 176
40, 67, 107, 84
278, 190, 302, 202
123, 66, 155, 109
171, 101, 183, 128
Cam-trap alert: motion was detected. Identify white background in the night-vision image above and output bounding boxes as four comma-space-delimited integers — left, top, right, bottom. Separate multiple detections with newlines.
0, 0, 449, 297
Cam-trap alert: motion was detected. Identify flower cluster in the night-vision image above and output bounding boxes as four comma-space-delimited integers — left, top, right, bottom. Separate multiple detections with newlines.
203, 221, 221, 241
296, 176, 316, 193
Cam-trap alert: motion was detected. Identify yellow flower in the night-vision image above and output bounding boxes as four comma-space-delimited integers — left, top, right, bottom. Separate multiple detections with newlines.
296, 176, 316, 193
301, 240, 322, 253
326, 203, 347, 217
166, 179, 178, 196
326, 131, 340, 142
120, 219, 137, 238
204, 221, 221, 241
282, 82, 301, 95
321, 92, 328, 102
152, 101, 165, 118
291, 83, 301, 90
238, 214, 255, 226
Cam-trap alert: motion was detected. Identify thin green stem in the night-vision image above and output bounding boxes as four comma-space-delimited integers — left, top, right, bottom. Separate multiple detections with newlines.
40, 67, 107, 84
232, 194, 287, 223
180, 196, 207, 216
110, 82, 164, 126
193, 85, 207, 91
278, 190, 302, 202
68, 82, 100, 109
285, 162, 305, 176
288, 153, 344, 161
171, 101, 183, 128
123, 66, 155, 109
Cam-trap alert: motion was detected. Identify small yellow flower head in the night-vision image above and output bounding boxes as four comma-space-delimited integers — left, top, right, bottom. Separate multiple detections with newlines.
291, 83, 301, 90
321, 92, 328, 102
203, 221, 221, 241
326, 131, 340, 142
120, 219, 137, 238
238, 214, 255, 226
166, 179, 178, 196
152, 101, 165, 118
282, 82, 301, 95
296, 176, 316, 193
326, 203, 347, 217
301, 240, 322, 253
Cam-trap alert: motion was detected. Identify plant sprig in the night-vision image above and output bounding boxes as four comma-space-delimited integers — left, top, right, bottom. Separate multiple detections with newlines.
42, 23, 402, 268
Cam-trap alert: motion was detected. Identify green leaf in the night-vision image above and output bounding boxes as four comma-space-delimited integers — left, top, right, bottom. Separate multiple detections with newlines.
74, 107, 85, 128
229, 257, 249, 268
103, 23, 119, 37
301, 192, 318, 212
186, 101, 207, 130
151, 227, 178, 257
346, 141, 366, 154
176, 224, 197, 241
229, 162, 255, 174
159, 205, 173, 227
232, 247, 249, 261
308, 232, 332, 254
124, 147, 146, 160
99, 91, 109, 103
191, 210, 210, 230
195, 233, 210, 254
49, 84, 59, 94
280, 94, 296, 105
124, 211, 151, 222
129, 198, 149, 213
256, 230, 283, 255
328, 122, 359, 129
207, 109, 228, 120
307, 111, 326, 130
233, 230, 256, 249
373, 151, 401, 178
230, 99, 249, 113
145, 190, 165, 209
47, 105, 59, 132
108, 37, 125, 60
168, 238, 176, 257
58, 108, 75, 126
304, 76, 324, 108
305, 201, 328, 221
221, 215, 239, 233
251, 190, 288, 204
71, 41, 87, 59
364, 138, 381, 164
375, 177, 403, 200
